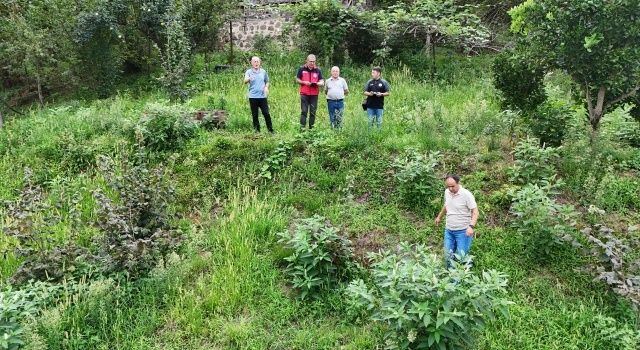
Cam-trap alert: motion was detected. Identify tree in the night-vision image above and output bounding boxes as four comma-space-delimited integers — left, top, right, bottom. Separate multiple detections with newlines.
509, 0, 640, 133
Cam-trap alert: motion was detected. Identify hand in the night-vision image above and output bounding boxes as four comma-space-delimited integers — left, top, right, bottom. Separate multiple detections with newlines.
466, 226, 475, 237
306, 81, 312, 86
376, 92, 383, 96
434, 216, 441, 226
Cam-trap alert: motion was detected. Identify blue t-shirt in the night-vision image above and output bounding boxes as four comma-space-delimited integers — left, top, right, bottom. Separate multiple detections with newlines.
245, 68, 269, 98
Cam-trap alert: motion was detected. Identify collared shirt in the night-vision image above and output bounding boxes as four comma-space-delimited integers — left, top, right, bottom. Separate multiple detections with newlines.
325, 76, 348, 100
245, 68, 269, 98
444, 186, 477, 230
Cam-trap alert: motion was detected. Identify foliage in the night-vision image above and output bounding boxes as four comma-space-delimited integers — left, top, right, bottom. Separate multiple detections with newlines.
492, 50, 546, 113
525, 99, 573, 147
347, 243, 511, 350
509, 0, 640, 131
570, 223, 640, 309
134, 103, 197, 152
391, 149, 440, 210
259, 140, 293, 180
158, 1, 191, 102
507, 137, 560, 186
0, 281, 70, 350
75, 1, 127, 98
93, 150, 183, 279
601, 104, 640, 148
277, 215, 356, 300
510, 184, 578, 260
593, 173, 640, 212
1, 169, 89, 285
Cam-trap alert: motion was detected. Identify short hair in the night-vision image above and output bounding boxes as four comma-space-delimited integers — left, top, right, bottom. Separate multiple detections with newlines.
444, 174, 460, 183
372, 66, 382, 73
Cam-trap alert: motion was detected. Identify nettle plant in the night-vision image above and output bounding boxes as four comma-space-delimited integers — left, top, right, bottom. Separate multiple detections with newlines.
392, 149, 441, 210
348, 243, 512, 350
93, 150, 182, 279
134, 103, 198, 152
510, 184, 578, 260
259, 140, 293, 180
508, 137, 560, 187
277, 216, 357, 300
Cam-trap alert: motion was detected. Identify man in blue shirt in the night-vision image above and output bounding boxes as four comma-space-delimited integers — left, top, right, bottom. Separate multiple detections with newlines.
244, 56, 273, 133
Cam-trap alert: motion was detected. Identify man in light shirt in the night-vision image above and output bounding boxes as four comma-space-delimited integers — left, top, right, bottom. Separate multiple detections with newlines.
324, 66, 349, 128
435, 174, 479, 268
244, 56, 273, 133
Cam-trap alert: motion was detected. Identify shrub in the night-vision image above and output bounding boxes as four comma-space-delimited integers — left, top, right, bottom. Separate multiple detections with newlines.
158, 2, 192, 102
510, 184, 578, 260
134, 103, 197, 152
525, 100, 573, 147
259, 140, 293, 180
508, 137, 560, 187
347, 243, 512, 350
93, 150, 183, 279
391, 149, 440, 210
492, 50, 547, 113
277, 215, 357, 300
563, 222, 640, 308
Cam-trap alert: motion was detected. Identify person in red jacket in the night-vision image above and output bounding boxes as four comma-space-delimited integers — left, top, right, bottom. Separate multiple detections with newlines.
295, 54, 324, 129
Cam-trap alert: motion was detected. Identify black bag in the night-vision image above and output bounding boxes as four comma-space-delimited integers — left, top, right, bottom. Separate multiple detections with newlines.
361, 98, 368, 111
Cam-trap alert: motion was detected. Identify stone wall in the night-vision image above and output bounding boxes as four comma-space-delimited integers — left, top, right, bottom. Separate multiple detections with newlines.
221, 5, 297, 51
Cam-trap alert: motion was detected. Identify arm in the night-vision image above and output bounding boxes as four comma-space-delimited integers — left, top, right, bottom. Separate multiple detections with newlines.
243, 73, 251, 84
435, 206, 446, 225
295, 68, 310, 86
466, 207, 480, 237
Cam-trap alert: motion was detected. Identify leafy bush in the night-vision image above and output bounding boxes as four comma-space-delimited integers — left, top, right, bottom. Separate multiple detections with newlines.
259, 140, 293, 180
158, 2, 191, 102
93, 150, 183, 279
525, 100, 573, 147
1, 281, 71, 350
391, 149, 440, 210
134, 103, 197, 152
492, 50, 547, 113
602, 104, 640, 147
277, 215, 357, 300
510, 184, 578, 260
347, 243, 512, 350
567, 224, 640, 308
508, 137, 560, 186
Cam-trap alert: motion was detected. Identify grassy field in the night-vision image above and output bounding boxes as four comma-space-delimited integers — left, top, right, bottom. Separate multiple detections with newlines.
1, 51, 639, 349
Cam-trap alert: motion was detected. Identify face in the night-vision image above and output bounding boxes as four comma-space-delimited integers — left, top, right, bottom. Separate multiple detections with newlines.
445, 178, 460, 194
331, 67, 340, 78
306, 55, 316, 69
371, 69, 380, 79
251, 57, 261, 69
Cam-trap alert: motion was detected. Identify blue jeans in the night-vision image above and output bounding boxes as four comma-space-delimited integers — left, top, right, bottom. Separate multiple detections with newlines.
327, 99, 344, 128
444, 228, 473, 268
367, 108, 383, 128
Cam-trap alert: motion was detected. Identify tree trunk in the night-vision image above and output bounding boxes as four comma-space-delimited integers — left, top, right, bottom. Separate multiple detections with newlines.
36, 73, 44, 107
228, 21, 234, 64
0, 110, 3, 129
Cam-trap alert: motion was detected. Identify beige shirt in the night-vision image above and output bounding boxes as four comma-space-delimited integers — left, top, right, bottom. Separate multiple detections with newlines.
444, 186, 477, 230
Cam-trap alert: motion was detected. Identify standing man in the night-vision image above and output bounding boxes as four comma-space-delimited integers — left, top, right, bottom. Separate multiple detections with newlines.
244, 56, 273, 133
434, 174, 479, 268
296, 54, 324, 129
363, 66, 390, 128
324, 66, 349, 128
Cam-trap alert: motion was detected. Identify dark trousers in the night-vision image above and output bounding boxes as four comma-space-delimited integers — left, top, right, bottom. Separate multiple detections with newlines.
249, 98, 273, 132
300, 94, 318, 129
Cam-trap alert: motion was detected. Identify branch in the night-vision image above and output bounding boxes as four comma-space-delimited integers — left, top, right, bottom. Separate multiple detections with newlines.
605, 85, 640, 111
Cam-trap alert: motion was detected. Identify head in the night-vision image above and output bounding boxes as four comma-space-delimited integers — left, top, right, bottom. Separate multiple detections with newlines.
444, 174, 461, 194
306, 54, 317, 69
330, 66, 340, 78
371, 66, 382, 80
250, 56, 261, 69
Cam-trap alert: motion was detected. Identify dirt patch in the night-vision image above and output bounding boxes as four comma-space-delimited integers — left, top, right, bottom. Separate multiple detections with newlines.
355, 192, 370, 204
351, 229, 389, 266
